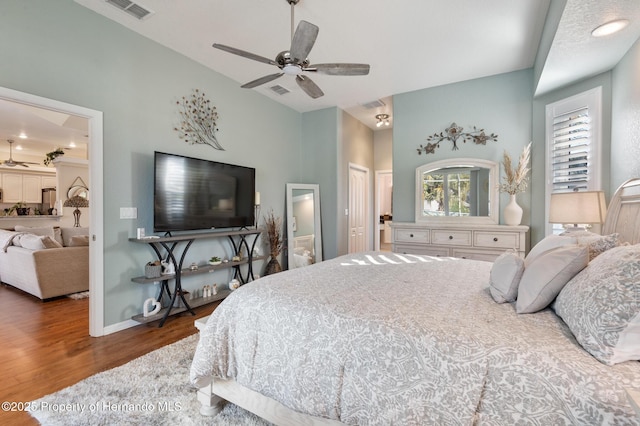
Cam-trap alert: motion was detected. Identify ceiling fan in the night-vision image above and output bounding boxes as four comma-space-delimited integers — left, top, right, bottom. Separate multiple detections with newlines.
3, 139, 39, 168
212, 0, 370, 99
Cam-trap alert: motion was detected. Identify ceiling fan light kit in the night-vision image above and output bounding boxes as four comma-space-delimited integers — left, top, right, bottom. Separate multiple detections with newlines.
213, 0, 370, 99
375, 114, 390, 127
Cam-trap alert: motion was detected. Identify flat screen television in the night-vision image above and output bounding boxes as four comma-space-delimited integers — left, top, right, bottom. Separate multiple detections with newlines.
154, 151, 255, 232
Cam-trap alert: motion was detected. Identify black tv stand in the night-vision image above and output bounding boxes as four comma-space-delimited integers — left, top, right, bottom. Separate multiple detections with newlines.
129, 228, 264, 327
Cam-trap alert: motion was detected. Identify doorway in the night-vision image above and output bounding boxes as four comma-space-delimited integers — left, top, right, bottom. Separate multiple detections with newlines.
375, 170, 393, 251
348, 163, 370, 253
0, 86, 104, 336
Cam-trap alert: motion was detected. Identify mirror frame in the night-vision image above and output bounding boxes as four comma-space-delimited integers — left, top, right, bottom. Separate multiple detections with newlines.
286, 183, 322, 269
415, 158, 499, 225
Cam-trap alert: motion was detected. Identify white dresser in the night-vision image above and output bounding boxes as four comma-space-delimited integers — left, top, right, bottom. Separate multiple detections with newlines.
392, 222, 529, 262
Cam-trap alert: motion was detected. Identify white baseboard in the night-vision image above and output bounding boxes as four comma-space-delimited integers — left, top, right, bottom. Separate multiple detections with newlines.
102, 319, 139, 335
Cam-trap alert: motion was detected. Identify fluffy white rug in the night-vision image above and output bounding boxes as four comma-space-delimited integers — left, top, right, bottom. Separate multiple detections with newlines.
66, 291, 90, 300
30, 334, 272, 425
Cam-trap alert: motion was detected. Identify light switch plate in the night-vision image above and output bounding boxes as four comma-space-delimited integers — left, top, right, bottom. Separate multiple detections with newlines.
120, 207, 137, 219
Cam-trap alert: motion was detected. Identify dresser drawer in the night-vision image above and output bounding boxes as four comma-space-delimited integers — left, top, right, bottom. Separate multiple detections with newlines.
394, 228, 429, 244
474, 231, 521, 250
394, 245, 450, 257
452, 249, 504, 262
431, 230, 472, 246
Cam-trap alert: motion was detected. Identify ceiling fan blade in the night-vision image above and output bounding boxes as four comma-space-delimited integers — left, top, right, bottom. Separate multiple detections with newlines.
290, 20, 319, 63
307, 63, 370, 76
213, 44, 277, 66
296, 75, 324, 99
241, 73, 284, 89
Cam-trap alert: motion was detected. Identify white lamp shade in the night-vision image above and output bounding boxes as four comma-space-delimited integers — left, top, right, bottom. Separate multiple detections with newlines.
549, 191, 607, 224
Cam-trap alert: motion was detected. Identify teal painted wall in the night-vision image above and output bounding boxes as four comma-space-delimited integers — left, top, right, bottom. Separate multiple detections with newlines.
0, 0, 302, 326
301, 108, 339, 260
392, 69, 534, 234
611, 38, 640, 189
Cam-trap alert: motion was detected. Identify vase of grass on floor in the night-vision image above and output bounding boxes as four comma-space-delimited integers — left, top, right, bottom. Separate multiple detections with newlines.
264, 257, 282, 276
263, 209, 283, 275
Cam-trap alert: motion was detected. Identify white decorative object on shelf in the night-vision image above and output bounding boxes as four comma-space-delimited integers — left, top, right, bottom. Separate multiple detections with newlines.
229, 279, 240, 291
161, 259, 175, 275
212, 283, 218, 295
504, 194, 523, 226
143, 298, 162, 317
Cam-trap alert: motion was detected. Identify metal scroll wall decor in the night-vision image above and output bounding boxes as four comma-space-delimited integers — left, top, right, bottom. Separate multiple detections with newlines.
174, 89, 224, 150
417, 122, 498, 155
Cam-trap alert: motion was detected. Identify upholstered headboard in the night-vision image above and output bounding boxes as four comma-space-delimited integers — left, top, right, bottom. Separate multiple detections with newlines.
602, 178, 640, 244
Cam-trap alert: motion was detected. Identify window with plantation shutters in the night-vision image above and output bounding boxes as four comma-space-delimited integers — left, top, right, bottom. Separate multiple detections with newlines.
545, 87, 602, 235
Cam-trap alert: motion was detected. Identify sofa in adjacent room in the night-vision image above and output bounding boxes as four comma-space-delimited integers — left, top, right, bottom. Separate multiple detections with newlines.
0, 226, 89, 300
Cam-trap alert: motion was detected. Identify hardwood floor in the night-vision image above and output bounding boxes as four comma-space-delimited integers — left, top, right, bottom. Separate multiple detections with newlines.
0, 283, 221, 426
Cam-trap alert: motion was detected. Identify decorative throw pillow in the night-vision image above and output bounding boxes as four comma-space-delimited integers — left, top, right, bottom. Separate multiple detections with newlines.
554, 244, 640, 365
516, 245, 588, 314
14, 225, 55, 239
60, 227, 89, 247
524, 235, 577, 268
15, 234, 63, 250
69, 235, 90, 246
560, 229, 621, 261
489, 251, 524, 303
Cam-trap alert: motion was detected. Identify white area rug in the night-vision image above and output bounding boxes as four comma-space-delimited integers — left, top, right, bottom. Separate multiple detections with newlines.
66, 291, 89, 300
30, 334, 272, 425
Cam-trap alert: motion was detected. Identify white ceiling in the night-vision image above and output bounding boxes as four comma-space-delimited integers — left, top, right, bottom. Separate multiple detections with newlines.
1, 0, 639, 162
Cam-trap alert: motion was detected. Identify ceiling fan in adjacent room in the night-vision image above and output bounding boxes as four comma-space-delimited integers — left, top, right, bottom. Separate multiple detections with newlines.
212, 0, 370, 99
2, 139, 39, 167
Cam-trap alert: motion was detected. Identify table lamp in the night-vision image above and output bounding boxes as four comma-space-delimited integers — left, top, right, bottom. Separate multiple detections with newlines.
549, 190, 606, 230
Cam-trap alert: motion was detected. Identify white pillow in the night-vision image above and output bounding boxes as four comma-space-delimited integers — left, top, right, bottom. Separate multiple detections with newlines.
15, 234, 62, 250
516, 245, 588, 314
489, 252, 524, 303
61, 227, 89, 247
554, 244, 640, 365
524, 235, 577, 268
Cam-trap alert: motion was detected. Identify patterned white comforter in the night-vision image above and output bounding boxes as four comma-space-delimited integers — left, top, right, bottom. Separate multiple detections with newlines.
190, 252, 640, 425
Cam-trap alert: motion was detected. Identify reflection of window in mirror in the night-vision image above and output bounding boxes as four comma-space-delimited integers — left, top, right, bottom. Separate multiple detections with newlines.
415, 159, 498, 224
421, 168, 489, 217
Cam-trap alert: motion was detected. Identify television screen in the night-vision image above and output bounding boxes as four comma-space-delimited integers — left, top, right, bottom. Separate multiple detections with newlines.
154, 152, 255, 232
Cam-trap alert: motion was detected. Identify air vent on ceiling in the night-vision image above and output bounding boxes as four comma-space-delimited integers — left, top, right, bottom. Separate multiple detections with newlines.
105, 0, 154, 20
270, 85, 290, 96
361, 99, 386, 109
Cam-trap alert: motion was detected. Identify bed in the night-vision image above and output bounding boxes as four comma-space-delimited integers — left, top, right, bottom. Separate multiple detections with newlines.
190, 179, 640, 425
292, 234, 315, 267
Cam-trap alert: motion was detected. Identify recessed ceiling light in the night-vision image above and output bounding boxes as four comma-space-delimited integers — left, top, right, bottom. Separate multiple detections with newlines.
69, 142, 76, 148
19, 132, 27, 139
592, 19, 629, 37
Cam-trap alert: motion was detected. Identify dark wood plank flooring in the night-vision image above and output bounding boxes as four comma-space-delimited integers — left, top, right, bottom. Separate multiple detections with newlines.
0, 283, 220, 426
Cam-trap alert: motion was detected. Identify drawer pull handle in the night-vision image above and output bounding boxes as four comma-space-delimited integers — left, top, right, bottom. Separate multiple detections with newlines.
493, 237, 498, 242
410, 234, 414, 238
449, 235, 453, 240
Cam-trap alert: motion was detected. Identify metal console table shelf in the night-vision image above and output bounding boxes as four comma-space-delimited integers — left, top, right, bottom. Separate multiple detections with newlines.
129, 228, 264, 327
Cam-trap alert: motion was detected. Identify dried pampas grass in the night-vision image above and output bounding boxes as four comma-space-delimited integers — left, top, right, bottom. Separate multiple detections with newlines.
499, 142, 531, 195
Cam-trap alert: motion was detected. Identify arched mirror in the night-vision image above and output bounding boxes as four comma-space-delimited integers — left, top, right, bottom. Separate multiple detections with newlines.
416, 158, 499, 224
286, 183, 322, 269
67, 176, 89, 200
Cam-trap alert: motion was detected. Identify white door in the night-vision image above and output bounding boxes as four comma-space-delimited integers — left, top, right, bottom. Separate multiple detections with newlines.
349, 164, 368, 253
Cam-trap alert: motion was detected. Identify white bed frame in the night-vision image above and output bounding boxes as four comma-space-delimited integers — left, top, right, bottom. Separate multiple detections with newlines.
195, 178, 640, 425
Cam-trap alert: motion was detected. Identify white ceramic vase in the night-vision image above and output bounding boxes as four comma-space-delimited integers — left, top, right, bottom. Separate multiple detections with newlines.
504, 194, 523, 226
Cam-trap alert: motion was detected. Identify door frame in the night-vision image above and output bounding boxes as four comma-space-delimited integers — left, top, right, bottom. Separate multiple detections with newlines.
348, 162, 371, 253
0, 86, 105, 337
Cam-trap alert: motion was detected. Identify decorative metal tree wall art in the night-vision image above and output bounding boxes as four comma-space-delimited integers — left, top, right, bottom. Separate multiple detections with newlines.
174, 89, 224, 150
417, 122, 498, 155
